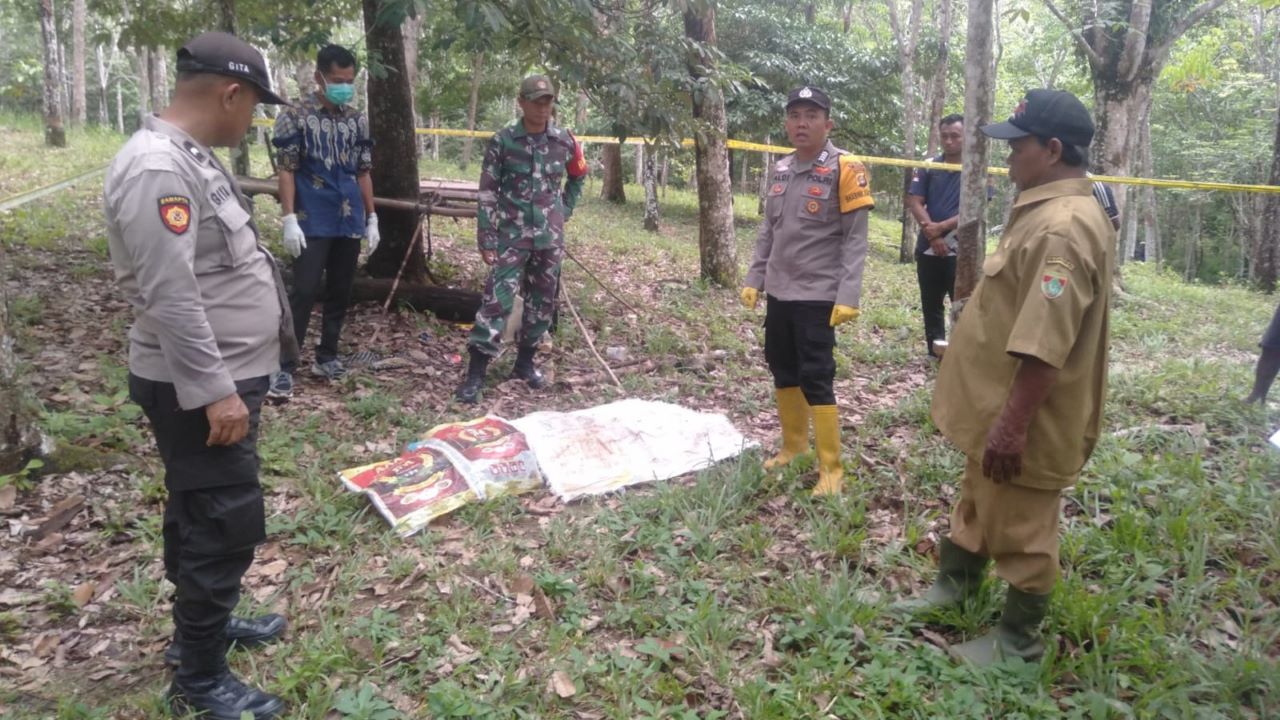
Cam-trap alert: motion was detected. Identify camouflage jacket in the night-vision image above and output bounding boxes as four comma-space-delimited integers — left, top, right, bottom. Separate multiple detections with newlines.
477, 122, 587, 251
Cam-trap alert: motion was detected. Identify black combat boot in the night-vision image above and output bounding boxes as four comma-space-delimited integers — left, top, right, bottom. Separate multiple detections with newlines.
165, 613, 287, 667
511, 345, 547, 389
455, 348, 491, 404
168, 638, 285, 720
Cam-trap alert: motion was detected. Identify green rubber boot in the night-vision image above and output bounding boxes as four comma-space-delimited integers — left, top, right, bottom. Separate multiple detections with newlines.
949, 586, 1050, 666
892, 538, 989, 615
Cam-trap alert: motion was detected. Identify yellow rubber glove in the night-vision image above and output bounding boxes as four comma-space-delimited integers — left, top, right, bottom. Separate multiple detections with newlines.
830, 304, 860, 326
740, 287, 760, 309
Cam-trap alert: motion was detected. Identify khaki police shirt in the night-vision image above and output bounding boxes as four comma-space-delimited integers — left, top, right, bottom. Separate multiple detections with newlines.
745, 141, 875, 307
931, 177, 1114, 490
104, 115, 292, 410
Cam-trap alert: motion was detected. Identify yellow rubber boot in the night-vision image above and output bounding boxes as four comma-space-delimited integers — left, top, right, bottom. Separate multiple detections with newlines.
811, 405, 844, 496
763, 387, 810, 470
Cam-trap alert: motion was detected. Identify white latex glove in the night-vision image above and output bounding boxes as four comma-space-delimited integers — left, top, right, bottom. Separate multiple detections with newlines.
282, 214, 306, 258
365, 212, 380, 254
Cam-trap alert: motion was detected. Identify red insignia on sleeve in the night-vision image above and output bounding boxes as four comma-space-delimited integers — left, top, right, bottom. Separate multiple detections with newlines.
566, 132, 588, 178
856, 172, 868, 188
158, 196, 192, 234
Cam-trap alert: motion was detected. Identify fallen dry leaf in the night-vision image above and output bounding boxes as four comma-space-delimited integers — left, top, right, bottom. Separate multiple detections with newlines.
0, 485, 15, 513
549, 670, 576, 698
72, 581, 97, 608
257, 559, 288, 579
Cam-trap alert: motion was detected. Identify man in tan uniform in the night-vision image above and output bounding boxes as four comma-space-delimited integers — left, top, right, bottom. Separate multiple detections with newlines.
741, 86, 874, 495
896, 89, 1114, 666
104, 32, 295, 719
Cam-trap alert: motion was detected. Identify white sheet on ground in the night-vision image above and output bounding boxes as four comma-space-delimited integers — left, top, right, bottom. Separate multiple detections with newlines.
510, 399, 757, 501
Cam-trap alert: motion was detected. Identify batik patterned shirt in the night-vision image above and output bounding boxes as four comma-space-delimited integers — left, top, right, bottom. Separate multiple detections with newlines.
272, 92, 373, 238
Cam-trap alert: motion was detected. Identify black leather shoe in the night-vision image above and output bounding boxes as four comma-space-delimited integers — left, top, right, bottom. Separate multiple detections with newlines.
165, 614, 287, 667
511, 345, 546, 389
167, 672, 285, 720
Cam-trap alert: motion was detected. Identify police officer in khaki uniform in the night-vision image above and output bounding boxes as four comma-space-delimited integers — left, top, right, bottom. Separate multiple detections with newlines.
741, 86, 874, 496
896, 90, 1114, 667
103, 32, 296, 719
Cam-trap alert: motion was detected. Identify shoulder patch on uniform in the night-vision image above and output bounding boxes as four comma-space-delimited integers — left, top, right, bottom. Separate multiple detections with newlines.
1045, 256, 1076, 272
158, 195, 192, 235
1041, 269, 1069, 299
838, 156, 874, 213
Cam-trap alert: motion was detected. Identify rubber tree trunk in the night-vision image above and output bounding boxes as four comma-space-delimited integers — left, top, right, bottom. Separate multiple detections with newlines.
924, 0, 954, 155
600, 144, 626, 202
0, 236, 46, 475
362, 0, 423, 281
39, 0, 65, 147
71, 0, 86, 124
683, 2, 738, 288
887, 0, 924, 263
95, 43, 111, 126
460, 52, 484, 170
953, 0, 994, 304
1256, 99, 1280, 292
149, 48, 167, 112
134, 46, 150, 123
403, 14, 423, 155
642, 142, 660, 232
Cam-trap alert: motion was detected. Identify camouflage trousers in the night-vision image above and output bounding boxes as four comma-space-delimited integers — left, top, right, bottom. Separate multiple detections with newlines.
468, 244, 564, 357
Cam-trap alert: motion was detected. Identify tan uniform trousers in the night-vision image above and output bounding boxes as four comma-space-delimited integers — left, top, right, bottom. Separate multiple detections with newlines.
949, 456, 1063, 595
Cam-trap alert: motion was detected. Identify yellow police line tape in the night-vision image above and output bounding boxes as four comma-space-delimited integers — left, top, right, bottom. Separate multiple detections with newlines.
0, 165, 110, 213
250, 119, 1280, 195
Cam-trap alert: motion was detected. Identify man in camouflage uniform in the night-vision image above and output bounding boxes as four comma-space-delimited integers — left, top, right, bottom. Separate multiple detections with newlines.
456, 74, 588, 404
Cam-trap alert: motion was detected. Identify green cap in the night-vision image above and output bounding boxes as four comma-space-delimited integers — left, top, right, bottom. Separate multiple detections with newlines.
520, 74, 556, 101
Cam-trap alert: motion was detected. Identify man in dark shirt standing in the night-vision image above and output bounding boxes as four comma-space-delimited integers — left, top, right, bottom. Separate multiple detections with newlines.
907, 114, 965, 358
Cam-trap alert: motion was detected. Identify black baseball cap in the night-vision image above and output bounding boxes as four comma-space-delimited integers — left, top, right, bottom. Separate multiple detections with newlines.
176, 32, 287, 105
981, 89, 1094, 147
785, 86, 831, 112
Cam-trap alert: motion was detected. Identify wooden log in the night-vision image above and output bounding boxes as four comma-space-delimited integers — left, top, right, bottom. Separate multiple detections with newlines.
237, 177, 477, 218
348, 277, 480, 321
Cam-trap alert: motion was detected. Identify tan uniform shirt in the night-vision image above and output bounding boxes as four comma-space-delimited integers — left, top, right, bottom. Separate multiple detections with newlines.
104, 115, 295, 410
932, 178, 1114, 489
745, 141, 875, 307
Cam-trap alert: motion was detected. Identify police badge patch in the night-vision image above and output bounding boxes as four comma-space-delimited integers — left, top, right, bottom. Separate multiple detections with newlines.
158, 195, 192, 235
1041, 270, 1069, 299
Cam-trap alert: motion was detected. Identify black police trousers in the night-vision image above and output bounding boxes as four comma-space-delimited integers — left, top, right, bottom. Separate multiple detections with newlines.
128, 374, 269, 678
764, 296, 837, 406
916, 252, 956, 355
287, 236, 361, 368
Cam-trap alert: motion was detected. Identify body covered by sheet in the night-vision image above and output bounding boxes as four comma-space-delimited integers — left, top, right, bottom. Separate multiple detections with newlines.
511, 399, 756, 501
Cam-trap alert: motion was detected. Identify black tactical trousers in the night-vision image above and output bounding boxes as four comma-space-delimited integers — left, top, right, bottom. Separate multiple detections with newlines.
764, 296, 837, 406
915, 252, 956, 355
128, 374, 268, 677
288, 235, 361, 367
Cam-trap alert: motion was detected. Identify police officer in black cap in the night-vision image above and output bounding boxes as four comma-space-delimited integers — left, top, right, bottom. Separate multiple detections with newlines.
103, 31, 295, 719
740, 86, 874, 497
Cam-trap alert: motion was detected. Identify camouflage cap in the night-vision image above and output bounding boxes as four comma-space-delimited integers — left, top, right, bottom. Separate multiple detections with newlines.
520, 75, 556, 101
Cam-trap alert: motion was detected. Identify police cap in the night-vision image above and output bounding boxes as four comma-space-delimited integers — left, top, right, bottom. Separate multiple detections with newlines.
176, 32, 288, 106
785, 86, 831, 112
